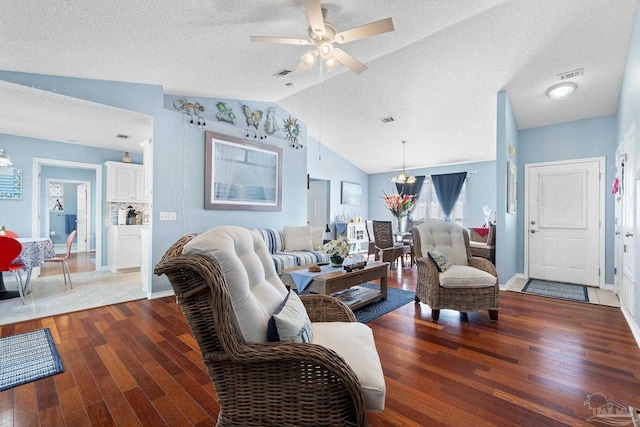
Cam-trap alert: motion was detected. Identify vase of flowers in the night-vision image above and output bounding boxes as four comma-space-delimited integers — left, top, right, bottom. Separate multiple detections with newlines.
320, 236, 350, 267
382, 192, 416, 232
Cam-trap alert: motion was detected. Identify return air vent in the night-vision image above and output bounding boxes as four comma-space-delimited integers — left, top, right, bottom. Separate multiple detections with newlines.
379, 115, 395, 123
558, 68, 583, 80
115, 134, 131, 140
273, 69, 292, 77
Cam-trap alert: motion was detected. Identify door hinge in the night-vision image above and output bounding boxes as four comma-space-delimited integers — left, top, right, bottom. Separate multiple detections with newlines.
599, 268, 601, 276
614, 267, 617, 275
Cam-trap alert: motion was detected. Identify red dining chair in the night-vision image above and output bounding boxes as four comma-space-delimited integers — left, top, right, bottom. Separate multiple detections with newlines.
0, 236, 26, 304
0, 228, 18, 238
44, 229, 76, 288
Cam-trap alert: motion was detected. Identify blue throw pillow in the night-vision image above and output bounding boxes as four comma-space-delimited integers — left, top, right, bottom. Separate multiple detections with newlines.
428, 248, 451, 272
267, 290, 313, 343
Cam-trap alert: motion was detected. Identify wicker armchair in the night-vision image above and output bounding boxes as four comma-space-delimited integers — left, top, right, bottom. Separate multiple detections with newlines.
411, 221, 499, 323
372, 220, 410, 267
154, 226, 385, 426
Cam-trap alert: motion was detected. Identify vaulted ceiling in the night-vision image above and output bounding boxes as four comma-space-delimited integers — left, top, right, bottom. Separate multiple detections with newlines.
0, 0, 636, 173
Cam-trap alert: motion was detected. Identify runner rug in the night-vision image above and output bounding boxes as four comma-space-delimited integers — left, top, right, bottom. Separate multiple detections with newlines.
352, 283, 415, 323
522, 279, 589, 302
0, 328, 65, 391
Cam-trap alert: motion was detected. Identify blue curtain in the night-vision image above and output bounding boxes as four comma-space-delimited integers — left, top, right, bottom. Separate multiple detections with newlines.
431, 172, 467, 221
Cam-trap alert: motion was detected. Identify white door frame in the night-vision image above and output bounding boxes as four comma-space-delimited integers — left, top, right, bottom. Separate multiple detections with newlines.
32, 158, 103, 270
44, 178, 91, 252
524, 157, 606, 286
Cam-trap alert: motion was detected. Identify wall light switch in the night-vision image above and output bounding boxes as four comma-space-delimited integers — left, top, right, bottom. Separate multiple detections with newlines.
159, 212, 177, 221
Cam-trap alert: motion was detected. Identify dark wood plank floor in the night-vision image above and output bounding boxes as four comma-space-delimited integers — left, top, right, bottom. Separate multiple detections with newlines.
1, 265, 639, 426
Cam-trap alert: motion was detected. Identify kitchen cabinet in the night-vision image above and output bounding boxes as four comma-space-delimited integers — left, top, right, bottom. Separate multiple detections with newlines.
105, 161, 149, 202
108, 225, 147, 272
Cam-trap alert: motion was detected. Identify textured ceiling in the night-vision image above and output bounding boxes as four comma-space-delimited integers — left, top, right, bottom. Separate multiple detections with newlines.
0, 0, 636, 173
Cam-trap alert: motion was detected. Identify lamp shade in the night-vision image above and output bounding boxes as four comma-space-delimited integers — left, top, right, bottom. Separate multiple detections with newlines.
0, 149, 13, 167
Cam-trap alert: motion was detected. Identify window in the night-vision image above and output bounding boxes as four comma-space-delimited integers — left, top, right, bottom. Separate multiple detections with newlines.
412, 179, 466, 226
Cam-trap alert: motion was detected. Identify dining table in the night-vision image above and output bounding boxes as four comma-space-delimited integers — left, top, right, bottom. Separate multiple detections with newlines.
0, 237, 56, 300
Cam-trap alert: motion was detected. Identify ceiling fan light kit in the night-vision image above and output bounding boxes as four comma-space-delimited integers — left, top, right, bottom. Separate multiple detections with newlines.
250, 0, 394, 74
547, 82, 577, 100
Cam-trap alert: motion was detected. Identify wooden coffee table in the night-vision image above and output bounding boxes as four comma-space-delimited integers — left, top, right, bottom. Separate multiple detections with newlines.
281, 261, 388, 310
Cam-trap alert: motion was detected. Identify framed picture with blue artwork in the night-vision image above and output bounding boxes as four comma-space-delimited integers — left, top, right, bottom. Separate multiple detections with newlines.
205, 131, 282, 211
341, 181, 362, 206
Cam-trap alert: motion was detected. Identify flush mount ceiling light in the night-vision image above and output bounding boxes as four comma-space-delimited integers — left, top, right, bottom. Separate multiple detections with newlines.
390, 141, 416, 184
547, 82, 577, 100
0, 149, 13, 167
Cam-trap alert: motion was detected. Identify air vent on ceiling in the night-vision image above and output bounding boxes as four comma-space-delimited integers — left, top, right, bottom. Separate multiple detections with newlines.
273, 69, 292, 77
115, 134, 131, 140
558, 68, 583, 80
379, 116, 395, 123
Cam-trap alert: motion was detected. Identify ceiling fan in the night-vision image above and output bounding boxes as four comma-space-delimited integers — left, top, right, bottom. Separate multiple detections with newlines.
250, 0, 394, 74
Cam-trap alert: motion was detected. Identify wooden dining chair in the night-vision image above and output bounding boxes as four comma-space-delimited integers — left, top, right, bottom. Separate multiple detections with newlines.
44, 230, 76, 288
0, 236, 26, 304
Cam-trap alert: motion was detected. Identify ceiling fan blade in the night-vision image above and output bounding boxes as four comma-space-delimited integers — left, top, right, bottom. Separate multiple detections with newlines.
334, 18, 394, 44
333, 48, 367, 74
249, 36, 311, 45
304, 0, 326, 36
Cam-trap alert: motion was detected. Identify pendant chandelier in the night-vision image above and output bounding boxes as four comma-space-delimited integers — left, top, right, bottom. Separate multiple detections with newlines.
390, 141, 416, 184
0, 149, 13, 167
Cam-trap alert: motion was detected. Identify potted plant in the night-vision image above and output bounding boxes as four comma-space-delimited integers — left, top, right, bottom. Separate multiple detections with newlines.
320, 236, 351, 267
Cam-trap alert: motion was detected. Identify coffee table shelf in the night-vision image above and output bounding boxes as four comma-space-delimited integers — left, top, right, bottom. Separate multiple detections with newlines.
281, 261, 388, 309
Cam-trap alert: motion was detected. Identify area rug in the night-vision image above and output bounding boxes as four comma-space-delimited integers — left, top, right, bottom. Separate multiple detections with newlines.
0, 328, 65, 391
522, 279, 589, 302
352, 283, 415, 323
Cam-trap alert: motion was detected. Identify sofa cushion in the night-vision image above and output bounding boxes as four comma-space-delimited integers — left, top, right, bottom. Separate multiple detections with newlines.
284, 226, 313, 251
312, 322, 386, 411
183, 226, 287, 343
253, 228, 284, 254
267, 290, 313, 343
439, 265, 496, 288
311, 226, 324, 250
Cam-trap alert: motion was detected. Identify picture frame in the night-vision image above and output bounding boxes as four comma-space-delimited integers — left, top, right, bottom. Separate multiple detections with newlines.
507, 161, 517, 214
205, 131, 282, 211
341, 181, 362, 206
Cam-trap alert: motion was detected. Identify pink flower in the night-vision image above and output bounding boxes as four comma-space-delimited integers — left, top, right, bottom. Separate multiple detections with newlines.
381, 192, 415, 217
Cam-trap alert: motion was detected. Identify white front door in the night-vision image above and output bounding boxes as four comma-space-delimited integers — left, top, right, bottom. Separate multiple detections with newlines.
76, 183, 89, 252
526, 159, 603, 286
620, 121, 636, 316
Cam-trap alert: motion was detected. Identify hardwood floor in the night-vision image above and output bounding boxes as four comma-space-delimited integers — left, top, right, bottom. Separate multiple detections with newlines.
1, 265, 639, 426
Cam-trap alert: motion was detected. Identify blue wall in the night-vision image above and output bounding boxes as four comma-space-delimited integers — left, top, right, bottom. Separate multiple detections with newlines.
518, 115, 617, 283
496, 91, 519, 285
368, 161, 497, 240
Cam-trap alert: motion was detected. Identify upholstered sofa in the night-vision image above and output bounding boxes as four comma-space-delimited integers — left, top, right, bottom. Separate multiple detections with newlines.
253, 226, 330, 274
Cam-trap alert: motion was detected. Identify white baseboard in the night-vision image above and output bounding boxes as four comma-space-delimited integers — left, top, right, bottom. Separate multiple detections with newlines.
502, 273, 526, 290
620, 305, 640, 349
148, 289, 175, 300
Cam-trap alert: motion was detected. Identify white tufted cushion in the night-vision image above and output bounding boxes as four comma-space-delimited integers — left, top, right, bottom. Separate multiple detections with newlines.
312, 322, 386, 411
183, 226, 287, 343
417, 221, 469, 266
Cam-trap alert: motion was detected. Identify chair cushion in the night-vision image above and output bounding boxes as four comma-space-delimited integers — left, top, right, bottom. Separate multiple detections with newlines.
183, 226, 288, 343
439, 265, 496, 288
267, 290, 313, 343
312, 322, 386, 412
284, 226, 313, 251
428, 248, 450, 272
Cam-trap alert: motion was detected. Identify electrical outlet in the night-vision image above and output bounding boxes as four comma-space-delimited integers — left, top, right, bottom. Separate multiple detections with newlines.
159, 212, 177, 221
50, 231, 56, 235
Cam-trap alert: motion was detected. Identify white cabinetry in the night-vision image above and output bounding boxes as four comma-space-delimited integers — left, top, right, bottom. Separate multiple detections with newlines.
108, 225, 146, 272
105, 161, 149, 202
337, 222, 368, 254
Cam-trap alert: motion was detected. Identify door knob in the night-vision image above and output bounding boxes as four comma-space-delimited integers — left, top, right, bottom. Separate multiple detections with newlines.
530, 230, 536, 233
530, 221, 536, 225
615, 231, 621, 235
626, 232, 634, 237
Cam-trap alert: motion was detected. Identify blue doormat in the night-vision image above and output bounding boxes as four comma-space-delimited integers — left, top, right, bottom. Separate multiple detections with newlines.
0, 328, 65, 391
352, 283, 415, 323
522, 279, 589, 302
